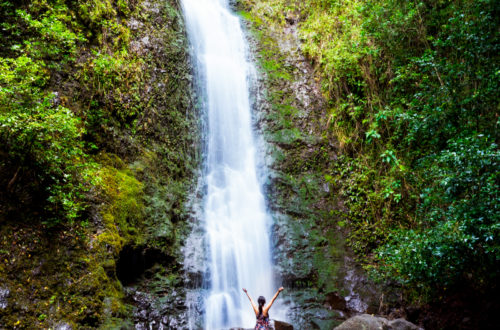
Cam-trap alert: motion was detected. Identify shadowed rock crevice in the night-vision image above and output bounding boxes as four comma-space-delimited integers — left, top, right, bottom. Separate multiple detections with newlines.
116, 245, 173, 286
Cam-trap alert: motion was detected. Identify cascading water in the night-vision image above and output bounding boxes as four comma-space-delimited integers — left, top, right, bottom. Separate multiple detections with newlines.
181, 0, 275, 328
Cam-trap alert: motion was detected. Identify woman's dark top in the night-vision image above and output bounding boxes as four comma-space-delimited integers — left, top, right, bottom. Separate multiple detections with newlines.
255, 313, 270, 330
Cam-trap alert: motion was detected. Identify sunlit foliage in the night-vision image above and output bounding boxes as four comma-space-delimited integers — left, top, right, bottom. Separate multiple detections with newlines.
241, 0, 499, 296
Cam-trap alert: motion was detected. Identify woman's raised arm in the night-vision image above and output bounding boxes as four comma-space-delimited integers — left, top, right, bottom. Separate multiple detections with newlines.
263, 287, 284, 314
242, 288, 259, 316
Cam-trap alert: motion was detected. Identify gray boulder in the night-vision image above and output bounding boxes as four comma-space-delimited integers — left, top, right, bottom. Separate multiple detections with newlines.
335, 314, 422, 330
388, 318, 423, 330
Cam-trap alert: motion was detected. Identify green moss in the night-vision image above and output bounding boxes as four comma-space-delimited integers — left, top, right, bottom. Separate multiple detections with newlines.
237, 10, 255, 22
312, 227, 346, 294
78, 0, 116, 29
261, 58, 292, 81
0, 219, 130, 328
98, 155, 145, 247
1, 0, 200, 326
268, 128, 303, 145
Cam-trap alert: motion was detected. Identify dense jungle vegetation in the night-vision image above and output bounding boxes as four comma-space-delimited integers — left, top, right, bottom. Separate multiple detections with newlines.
242, 0, 499, 299
0, 0, 198, 327
0, 0, 498, 327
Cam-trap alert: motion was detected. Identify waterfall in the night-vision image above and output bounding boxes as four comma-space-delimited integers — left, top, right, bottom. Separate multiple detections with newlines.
181, 0, 275, 328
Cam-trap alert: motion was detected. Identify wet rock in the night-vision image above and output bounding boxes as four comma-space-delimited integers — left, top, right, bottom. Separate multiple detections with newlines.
142, 1, 160, 14
54, 323, 72, 330
184, 289, 205, 327
285, 290, 345, 329
342, 256, 380, 314
127, 286, 191, 329
334, 314, 422, 330
51, 91, 61, 106
388, 318, 423, 330
309, 308, 343, 329
312, 318, 340, 330
182, 182, 207, 288
168, 317, 180, 328
138, 309, 148, 319
135, 324, 146, 330
240, 9, 383, 327
335, 314, 387, 330
0, 287, 9, 309
140, 36, 150, 48
128, 18, 144, 30
274, 320, 294, 330
326, 291, 347, 311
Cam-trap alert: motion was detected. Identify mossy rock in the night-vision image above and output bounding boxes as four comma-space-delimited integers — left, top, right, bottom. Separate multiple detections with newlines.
98, 160, 145, 247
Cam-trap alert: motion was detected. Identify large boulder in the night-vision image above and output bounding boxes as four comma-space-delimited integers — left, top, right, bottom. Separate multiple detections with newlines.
274, 320, 294, 330
335, 314, 422, 330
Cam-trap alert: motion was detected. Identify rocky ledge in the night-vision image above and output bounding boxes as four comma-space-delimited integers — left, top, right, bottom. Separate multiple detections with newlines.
335, 314, 422, 330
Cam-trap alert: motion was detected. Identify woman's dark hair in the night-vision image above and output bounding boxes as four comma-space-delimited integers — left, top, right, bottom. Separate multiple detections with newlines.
257, 296, 266, 316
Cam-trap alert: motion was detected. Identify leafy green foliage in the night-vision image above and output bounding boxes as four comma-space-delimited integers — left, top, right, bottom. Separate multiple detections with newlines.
16, 6, 85, 64
0, 0, 147, 224
0, 0, 141, 225
0, 55, 93, 224
377, 136, 499, 290
242, 0, 499, 296
80, 50, 144, 126
360, 0, 499, 292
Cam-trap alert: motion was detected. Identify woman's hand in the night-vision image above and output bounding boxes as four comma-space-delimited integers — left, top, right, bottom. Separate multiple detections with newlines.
242, 288, 247, 293
278, 287, 284, 292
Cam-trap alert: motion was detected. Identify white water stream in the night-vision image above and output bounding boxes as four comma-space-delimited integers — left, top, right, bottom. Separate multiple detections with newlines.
181, 0, 275, 328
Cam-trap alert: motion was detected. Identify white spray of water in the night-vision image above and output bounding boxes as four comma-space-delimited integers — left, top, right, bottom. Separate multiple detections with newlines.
181, 0, 275, 328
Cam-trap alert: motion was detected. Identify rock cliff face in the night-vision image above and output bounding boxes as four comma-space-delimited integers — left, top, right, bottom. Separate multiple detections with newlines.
0, 0, 406, 328
0, 0, 200, 328
236, 4, 386, 329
